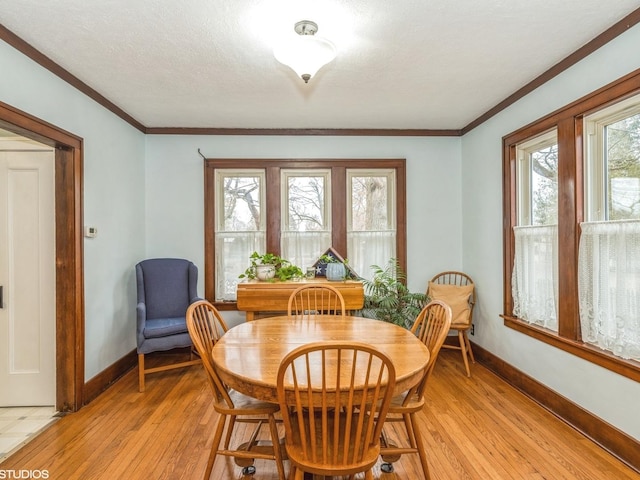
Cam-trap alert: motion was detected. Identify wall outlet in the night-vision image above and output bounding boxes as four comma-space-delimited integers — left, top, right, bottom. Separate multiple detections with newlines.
470, 323, 475, 335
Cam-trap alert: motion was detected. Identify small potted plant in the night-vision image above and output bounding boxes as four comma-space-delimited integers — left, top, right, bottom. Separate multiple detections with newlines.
275, 263, 305, 282
239, 252, 280, 281
239, 252, 304, 282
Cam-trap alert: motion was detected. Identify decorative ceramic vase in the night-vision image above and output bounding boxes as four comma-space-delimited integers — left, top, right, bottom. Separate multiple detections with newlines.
256, 264, 276, 281
325, 263, 345, 281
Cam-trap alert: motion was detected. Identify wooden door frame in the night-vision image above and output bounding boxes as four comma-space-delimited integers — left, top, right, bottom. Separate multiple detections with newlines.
0, 100, 84, 412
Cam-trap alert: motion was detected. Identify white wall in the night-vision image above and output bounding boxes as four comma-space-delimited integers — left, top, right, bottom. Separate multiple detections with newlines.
144, 134, 463, 326
461, 24, 640, 440
0, 41, 147, 380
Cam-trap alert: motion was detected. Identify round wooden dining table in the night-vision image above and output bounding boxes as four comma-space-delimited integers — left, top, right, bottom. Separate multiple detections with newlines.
211, 315, 430, 403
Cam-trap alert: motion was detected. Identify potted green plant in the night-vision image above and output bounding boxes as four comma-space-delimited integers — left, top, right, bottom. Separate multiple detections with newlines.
238, 251, 279, 281
359, 258, 428, 329
239, 252, 304, 282
275, 263, 304, 282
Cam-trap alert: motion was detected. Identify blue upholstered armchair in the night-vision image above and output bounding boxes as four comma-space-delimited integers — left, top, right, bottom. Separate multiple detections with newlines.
135, 258, 202, 392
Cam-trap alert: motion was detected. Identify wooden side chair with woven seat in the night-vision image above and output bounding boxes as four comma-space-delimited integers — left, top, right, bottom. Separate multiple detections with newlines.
427, 271, 476, 376
378, 300, 452, 478
287, 283, 346, 319
277, 341, 396, 480
186, 300, 286, 480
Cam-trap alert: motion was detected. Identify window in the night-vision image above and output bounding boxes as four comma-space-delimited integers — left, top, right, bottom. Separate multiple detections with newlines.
512, 131, 559, 330
584, 96, 640, 221
347, 170, 396, 278
516, 131, 558, 227
205, 159, 406, 305
281, 169, 331, 270
503, 69, 640, 381
580, 97, 640, 361
214, 170, 265, 301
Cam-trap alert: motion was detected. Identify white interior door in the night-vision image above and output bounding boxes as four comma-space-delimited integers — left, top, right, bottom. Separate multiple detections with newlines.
0, 139, 55, 406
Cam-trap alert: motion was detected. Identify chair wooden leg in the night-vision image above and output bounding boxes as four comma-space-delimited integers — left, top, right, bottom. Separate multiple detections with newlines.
224, 416, 236, 448
458, 331, 471, 377
268, 413, 286, 480
465, 331, 475, 363
205, 413, 227, 480
410, 412, 431, 480
137, 353, 201, 393
404, 413, 417, 447
138, 354, 145, 392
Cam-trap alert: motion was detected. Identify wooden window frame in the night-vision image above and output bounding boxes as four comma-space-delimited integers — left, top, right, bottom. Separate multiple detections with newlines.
204, 158, 407, 310
502, 68, 640, 383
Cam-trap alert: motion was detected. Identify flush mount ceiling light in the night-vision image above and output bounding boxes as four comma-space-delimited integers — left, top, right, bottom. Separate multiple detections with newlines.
273, 20, 336, 84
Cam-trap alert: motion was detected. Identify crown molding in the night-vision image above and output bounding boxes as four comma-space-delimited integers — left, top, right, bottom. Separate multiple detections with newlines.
144, 127, 461, 136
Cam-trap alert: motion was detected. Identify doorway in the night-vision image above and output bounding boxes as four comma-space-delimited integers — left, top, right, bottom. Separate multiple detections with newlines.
0, 100, 84, 412
0, 133, 56, 406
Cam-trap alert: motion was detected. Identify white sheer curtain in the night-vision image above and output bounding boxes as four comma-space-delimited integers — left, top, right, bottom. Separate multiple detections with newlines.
215, 232, 265, 301
512, 225, 558, 330
281, 231, 332, 274
578, 220, 640, 361
348, 231, 395, 281
281, 231, 394, 281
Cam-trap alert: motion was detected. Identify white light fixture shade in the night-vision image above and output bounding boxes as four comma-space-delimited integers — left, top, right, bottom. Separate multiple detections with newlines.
274, 21, 336, 83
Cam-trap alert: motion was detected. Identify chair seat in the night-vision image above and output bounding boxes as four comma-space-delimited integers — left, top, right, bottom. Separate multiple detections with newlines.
387, 393, 425, 414
214, 389, 281, 415
143, 317, 188, 339
371, 392, 424, 415
451, 321, 471, 329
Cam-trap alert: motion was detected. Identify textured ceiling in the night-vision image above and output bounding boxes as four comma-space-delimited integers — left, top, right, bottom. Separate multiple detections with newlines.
1, 0, 639, 130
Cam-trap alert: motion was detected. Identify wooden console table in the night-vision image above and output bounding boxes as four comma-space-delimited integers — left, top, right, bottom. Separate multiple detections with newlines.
236, 278, 364, 321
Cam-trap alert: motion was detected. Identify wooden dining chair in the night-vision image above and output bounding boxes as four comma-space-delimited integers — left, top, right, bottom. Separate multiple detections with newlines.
287, 283, 346, 319
427, 271, 476, 376
379, 300, 452, 478
186, 300, 286, 480
277, 341, 396, 480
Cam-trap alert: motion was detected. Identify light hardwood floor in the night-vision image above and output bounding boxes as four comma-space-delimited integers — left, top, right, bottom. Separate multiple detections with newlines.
0, 350, 638, 479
